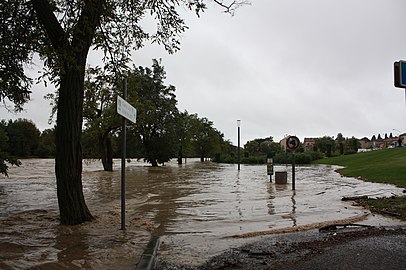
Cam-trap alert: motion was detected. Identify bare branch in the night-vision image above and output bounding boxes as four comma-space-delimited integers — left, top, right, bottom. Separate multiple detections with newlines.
212, 0, 250, 15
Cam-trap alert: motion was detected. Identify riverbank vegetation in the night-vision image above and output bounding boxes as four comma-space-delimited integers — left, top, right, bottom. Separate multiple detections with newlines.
314, 147, 406, 220
313, 147, 406, 188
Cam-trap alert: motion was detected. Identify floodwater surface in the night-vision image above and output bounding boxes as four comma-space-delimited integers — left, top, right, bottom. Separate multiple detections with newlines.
0, 159, 404, 268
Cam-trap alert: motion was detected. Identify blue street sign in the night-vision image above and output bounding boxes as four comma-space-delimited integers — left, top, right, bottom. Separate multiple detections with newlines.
400, 60, 406, 87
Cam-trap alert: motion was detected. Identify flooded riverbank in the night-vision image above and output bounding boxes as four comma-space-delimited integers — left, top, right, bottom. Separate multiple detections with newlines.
0, 159, 404, 269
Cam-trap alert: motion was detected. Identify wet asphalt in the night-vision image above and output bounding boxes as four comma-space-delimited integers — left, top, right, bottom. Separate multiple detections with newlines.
154, 226, 406, 270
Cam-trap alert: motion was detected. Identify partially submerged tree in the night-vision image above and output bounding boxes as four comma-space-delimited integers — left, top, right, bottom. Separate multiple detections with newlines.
0, 0, 247, 225
128, 60, 179, 166
6, 119, 40, 157
189, 116, 222, 161
0, 122, 21, 176
315, 136, 335, 157
83, 67, 120, 171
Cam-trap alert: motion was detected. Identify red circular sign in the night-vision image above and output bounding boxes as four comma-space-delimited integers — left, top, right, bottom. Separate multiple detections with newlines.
286, 136, 300, 151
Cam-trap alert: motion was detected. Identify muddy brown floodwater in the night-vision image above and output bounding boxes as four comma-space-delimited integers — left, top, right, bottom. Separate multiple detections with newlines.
0, 159, 405, 269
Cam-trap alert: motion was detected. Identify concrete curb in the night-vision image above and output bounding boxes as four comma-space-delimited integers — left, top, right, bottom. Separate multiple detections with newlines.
135, 235, 160, 270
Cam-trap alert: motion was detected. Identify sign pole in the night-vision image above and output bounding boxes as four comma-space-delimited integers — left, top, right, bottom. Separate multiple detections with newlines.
292, 151, 296, 190
120, 77, 127, 231
286, 136, 300, 191
237, 120, 241, 171
116, 76, 136, 230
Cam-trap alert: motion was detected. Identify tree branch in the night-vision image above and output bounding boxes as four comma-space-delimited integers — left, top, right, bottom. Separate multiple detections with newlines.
212, 0, 250, 15
31, 0, 69, 56
71, 0, 105, 59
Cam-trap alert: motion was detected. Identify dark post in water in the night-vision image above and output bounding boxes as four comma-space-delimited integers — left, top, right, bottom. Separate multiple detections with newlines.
237, 120, 241, 171
292, 152, 296, 190
121, 77, 127, 230
267, 153, 273, 182
286, 135, 300, 191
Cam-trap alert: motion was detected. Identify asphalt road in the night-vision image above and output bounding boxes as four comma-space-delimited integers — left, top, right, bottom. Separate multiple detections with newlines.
155, 225, 406, 270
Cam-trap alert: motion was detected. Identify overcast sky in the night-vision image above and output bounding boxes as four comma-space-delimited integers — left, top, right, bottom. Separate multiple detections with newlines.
1, 0, 406, 146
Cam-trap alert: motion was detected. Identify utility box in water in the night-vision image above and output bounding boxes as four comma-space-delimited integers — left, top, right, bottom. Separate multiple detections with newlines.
275, 171, 288, 184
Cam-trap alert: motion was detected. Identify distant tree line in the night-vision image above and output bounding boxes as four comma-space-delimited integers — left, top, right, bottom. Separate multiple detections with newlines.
216, 136, 323, 165
0, 119, 55, 175
0, 119, 55, 159
219, 132, 362, 165
312, 133, 360, 157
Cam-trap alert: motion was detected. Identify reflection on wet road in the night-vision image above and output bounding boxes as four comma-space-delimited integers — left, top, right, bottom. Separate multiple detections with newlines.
0, 159, 404, 268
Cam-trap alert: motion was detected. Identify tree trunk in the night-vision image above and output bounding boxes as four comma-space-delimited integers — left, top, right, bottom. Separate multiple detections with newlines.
151, 159, 158, 167
99, 133, 113, 171
55, 67, 93, 225
177, 146, 183, 165
32, 0, 104, 225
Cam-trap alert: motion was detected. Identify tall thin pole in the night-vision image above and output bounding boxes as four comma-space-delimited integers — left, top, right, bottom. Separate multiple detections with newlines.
237, 120, 241, 171
292, 151, 296, 190
120, 77, 127, 230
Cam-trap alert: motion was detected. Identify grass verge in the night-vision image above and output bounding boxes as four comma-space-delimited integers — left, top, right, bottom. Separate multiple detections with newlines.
313, 147, 406, 220
356, 196, 406, 220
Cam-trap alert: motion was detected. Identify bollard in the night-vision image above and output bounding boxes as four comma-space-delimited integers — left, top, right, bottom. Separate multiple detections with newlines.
275, 171, 288, 184
267, 155, 274, 182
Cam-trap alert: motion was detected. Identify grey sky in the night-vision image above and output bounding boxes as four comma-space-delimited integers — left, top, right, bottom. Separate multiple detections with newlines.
1, 0, 406, 146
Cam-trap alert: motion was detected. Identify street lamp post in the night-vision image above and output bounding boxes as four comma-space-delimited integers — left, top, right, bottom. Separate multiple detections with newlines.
237, 120, 241, 171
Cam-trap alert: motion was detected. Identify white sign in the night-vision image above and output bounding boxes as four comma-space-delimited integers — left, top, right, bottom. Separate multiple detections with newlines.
117, 96, 136, 123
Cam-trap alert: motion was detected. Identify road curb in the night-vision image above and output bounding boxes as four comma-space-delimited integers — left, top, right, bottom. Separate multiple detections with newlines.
135, 235, 160, 270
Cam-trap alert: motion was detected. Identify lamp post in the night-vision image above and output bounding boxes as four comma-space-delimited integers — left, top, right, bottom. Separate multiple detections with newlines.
237, 120, 241, 171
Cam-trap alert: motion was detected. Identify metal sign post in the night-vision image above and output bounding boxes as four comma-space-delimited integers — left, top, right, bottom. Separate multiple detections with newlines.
286, 136, 300, 190
117, 77, 136, 230
292, 152, 296, 190
401, 61, 406, 111
267, 154, 274, 182
120, 78, 127, 231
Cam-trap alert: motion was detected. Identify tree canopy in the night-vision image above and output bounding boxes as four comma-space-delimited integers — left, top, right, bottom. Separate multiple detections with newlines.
127, 60, 179, 166
81, 60, 230, 167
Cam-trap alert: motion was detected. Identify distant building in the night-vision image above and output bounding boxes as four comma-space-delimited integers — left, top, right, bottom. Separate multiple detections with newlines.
358, 137, 372, 149
370, 134, 385, 149
303, 138, 317, 151
367, 132, 405, 149
399, 133, 406, 146
383, 136, 399, 148
279, 136, 289, 152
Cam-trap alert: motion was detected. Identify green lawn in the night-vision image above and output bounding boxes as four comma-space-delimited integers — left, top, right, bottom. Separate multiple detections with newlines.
314, 148, 406, 220
313, 147, 406, 188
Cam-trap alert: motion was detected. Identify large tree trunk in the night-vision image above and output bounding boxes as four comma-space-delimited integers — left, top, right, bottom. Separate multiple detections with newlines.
55, 67, 93, 225
99, 133, 113, 171
32, 0, 104, 225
